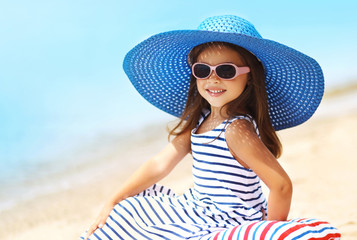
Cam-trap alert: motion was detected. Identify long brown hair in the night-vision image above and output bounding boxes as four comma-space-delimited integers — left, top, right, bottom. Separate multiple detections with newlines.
169, 42, 282, 158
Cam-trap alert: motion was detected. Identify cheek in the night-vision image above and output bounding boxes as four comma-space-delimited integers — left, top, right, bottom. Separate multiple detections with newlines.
196, 80, 206, 94
229, 81, 248, 98
236, 76, 249, 89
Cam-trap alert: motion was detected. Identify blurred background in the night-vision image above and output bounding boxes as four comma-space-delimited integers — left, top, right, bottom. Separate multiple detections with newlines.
0, 0, 356, 238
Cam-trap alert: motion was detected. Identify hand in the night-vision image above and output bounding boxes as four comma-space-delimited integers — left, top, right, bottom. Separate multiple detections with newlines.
84, 202, 117, 240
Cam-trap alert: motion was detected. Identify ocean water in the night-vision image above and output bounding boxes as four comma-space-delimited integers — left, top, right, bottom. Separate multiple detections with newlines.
0, 81, 172, 211
1, 81, 356, 212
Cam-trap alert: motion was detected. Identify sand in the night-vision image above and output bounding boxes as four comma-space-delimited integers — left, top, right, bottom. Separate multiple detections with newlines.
1, 89, 356, 240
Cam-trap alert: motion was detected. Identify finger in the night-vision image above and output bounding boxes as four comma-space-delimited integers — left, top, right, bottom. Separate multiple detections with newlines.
98, 213, 110, 228
98, 222, 104, 228
84, 224, 98, 240
84, 230, 94, 240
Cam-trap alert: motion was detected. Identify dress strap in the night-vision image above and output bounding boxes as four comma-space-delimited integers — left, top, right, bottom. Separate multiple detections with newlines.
196, 109, 211, 128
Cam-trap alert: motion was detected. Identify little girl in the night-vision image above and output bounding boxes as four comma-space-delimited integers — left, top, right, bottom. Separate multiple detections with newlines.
82, 15, 340, 239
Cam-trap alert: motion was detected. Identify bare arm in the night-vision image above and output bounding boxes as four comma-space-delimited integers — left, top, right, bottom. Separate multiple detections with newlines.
226, 119, 292, 221
107, 130, 191, 203
84, 130, 191, 239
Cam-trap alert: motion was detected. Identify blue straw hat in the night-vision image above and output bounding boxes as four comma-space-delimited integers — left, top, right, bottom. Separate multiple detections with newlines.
123, 15, 324, 130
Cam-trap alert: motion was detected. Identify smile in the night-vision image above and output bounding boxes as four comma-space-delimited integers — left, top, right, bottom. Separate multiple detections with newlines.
206, 89, 226, 97
207, 89, 225, 93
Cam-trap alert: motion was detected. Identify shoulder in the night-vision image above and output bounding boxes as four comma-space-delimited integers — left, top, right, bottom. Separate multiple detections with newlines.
226, 117, 258, 136
225, 117, 262, 150
225, 117, 274, 168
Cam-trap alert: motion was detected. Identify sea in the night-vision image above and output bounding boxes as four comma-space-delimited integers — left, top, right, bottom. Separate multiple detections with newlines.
1, 80, 356, 213
0, 82, 173, 212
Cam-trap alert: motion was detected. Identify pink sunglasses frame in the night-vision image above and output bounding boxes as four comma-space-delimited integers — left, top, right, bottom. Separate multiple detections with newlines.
192, 62, 250, 80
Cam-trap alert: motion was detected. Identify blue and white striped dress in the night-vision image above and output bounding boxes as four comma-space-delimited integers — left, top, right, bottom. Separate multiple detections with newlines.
190, 111, 267, 225
81, 111, 340, 240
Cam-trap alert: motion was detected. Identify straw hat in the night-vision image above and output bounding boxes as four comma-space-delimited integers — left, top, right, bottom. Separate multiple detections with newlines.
123, 15, 324, 130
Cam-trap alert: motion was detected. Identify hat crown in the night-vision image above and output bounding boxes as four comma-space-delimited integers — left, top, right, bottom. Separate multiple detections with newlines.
197, 15, 262, 39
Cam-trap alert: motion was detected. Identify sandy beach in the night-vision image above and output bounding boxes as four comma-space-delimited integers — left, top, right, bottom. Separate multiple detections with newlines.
1, 88, 356, 240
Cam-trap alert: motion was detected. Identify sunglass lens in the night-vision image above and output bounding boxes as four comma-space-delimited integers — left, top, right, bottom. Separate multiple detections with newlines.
193, 64, 211, 79
216, 65, 236, 79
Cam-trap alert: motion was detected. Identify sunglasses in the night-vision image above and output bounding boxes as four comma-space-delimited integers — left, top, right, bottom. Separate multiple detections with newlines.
192, 62, 250, 80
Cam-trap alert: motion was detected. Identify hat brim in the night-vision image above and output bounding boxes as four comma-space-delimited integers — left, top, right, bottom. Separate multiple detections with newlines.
123, 30, 324, 130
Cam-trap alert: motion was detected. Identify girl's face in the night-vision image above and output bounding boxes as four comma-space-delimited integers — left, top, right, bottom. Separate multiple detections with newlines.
195, 45, 249, 113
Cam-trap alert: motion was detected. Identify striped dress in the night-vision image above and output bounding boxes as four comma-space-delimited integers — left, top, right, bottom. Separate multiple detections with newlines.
81, 111, 340, 240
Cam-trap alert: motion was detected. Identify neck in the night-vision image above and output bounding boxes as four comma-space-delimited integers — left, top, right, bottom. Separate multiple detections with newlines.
209, 106, 228, 120
209, 105, 249, 119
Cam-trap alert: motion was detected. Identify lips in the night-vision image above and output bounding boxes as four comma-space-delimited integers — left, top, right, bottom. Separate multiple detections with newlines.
206, 88, 226, 97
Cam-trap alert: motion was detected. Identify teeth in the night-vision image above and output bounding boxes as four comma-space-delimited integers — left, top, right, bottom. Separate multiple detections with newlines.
208, 89, 224, 93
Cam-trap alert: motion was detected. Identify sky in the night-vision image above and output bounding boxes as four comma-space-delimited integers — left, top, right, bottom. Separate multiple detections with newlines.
0, 0, 356, 168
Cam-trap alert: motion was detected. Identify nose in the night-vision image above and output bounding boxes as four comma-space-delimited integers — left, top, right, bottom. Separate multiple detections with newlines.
207, 71, 220, 83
